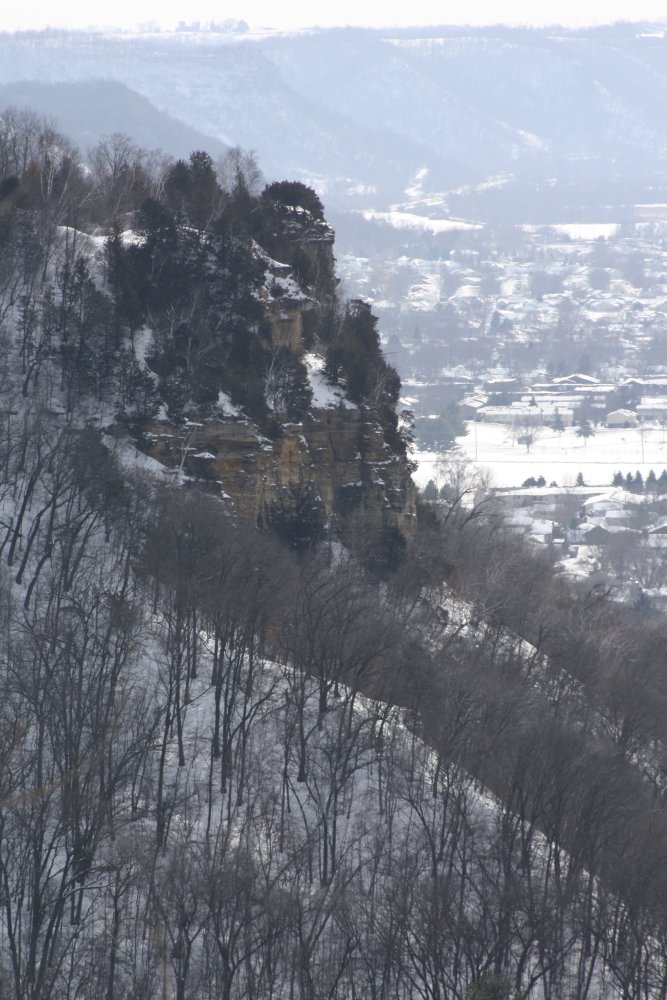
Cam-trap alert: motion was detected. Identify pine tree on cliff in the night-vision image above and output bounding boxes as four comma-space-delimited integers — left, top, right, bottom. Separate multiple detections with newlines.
262, 180, 325, 219
324, 300, 404, 452
324, 301, 395, 401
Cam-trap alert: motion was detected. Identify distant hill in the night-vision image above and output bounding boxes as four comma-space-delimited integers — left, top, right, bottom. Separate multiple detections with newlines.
0, 79, 228, 159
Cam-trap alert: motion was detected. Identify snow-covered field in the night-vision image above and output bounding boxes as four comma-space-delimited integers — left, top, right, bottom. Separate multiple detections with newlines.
522, 222, 621, 241
414, 421, 667, 489
361, 209, 483, 234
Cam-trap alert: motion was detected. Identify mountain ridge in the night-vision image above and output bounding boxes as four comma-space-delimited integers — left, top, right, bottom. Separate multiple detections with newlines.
4, 24, 667, 215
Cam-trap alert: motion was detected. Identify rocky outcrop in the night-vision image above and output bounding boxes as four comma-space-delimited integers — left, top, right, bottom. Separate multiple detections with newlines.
264, 296, 315, 353
303, 408, 415, 538
140, 405, 416, 542
261, 203, 338, 326
127, 199, 415, 548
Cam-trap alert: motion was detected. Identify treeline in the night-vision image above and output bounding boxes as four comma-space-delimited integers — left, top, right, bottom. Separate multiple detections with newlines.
612, 469, 667, 493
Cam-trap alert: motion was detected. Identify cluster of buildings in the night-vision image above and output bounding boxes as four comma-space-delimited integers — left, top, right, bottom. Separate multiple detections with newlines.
410, 371, 667, 429
496, 483, 667, 608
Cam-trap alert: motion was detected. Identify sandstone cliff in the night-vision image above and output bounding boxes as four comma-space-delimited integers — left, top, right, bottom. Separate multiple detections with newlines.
140, 404, 415, 543
125, 196, 416, 549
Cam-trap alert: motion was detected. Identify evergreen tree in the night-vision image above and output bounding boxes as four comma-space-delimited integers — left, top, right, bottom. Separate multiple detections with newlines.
264, 349, 313, 420
106, 223, 145, 333
163, 158, 192, 220
552, 409, 565, 434
325, 299, 404, 449
325, 299, 382, 402
576, 471, 586, 486
612, 471, 624, 487
187, 150, 222, 230
576, 418, 595, 444
164, 151, 222, 230
646, 469, 658, 493
262, 180, 325, 220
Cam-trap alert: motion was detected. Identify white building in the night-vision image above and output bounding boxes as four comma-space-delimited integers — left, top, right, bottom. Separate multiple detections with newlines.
606, 409, 639, 428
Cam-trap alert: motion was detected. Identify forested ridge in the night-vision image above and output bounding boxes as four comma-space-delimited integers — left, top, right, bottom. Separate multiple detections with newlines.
2, 107, 667, 1000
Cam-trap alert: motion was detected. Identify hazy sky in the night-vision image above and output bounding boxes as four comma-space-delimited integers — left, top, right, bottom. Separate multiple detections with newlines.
3, 1, 667, 33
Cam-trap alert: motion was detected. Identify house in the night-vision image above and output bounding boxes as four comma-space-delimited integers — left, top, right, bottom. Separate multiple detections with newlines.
571, 384, 617, 407
606, 408, 639, 428
553, 373, 600, 386
648, 520, 667, 546
582, 488, 644, 517
458, 395, 487, 420
637, 397, 667, 422
625, 377, 667, 397
483, 377, 521, 393
604, 509, 636, 527
569, 524, 613, 545
527, 519, 557, 544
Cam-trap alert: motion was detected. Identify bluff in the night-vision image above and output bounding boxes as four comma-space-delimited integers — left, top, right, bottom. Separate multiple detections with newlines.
0, 116, 415, 559
140, 405, 415, 546
112, 177, 416, 555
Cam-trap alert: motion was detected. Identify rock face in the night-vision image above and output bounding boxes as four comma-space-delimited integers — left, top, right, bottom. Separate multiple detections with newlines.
303, 408, 415, 539
142, 406, 416, 543
134, 200, 416, 548
264, 296, 315, 353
